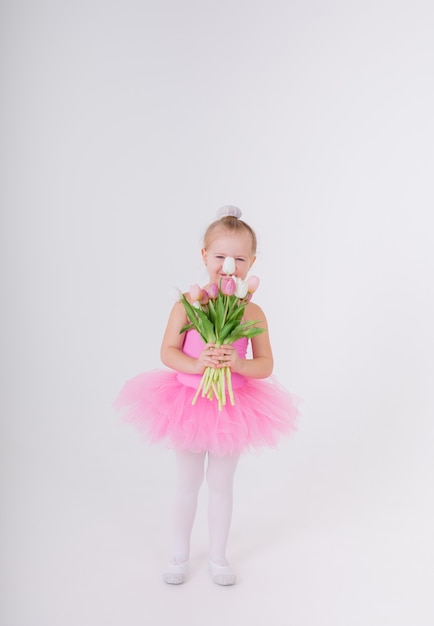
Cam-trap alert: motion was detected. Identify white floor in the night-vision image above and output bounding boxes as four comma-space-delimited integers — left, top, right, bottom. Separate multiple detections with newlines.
2, 397, 433, 626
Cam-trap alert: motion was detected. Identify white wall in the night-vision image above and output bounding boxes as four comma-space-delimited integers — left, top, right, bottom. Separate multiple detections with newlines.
1, 1, 433, 625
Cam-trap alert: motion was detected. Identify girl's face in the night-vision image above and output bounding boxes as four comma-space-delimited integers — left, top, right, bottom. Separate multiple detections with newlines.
201, 230, 256, 283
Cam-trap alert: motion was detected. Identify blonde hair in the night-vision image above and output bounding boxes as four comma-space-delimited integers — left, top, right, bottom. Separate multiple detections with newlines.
203, 209, 257, 255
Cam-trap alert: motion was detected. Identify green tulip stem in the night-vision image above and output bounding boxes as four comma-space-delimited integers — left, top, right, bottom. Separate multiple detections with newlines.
226, 366, 235, 406
191, 365, 235, 411
192, 373, 205, 405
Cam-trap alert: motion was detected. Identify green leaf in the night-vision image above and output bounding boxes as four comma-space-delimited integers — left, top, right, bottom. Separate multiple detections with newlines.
219, 321, 238, 343
243, 327, 266, 339
225, 320, 265, 343
216, 295, 225, 331
180, 291, 263, 347
181, 296, 200, 326
227, 305, 245, 325
194, 308, 216, 338
179, 323, 195, 334
207, 299, 216, 324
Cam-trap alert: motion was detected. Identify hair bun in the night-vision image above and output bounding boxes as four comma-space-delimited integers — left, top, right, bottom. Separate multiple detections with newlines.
216, 205, 242, 220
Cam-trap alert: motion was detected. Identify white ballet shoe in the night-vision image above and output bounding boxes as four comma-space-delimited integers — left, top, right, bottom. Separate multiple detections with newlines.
209, 560, 236, 586
163, 559, 189, 585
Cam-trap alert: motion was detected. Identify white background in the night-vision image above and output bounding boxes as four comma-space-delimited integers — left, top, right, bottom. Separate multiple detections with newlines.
1, 1, 433, 625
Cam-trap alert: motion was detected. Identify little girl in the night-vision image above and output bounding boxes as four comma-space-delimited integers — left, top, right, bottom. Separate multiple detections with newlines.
115, 206, 298, 586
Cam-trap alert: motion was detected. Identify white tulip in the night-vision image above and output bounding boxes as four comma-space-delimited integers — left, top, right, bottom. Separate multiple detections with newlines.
235, 277, 249, 299
222, 256, 236, 275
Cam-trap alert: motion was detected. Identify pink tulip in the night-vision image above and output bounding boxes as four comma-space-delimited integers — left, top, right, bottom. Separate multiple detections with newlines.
189, 283, 202, 302
247, 275, 260, 293
208, 283, 219, 299
200, 290, 209, 305
221, 277, 236, 296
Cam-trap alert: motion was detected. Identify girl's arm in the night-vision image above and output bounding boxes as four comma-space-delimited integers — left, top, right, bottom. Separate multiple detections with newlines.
160, 301, 219, 374
217, 302, 274, 379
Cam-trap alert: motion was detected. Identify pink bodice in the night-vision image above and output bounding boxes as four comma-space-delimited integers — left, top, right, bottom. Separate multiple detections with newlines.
176, 330, 248, 389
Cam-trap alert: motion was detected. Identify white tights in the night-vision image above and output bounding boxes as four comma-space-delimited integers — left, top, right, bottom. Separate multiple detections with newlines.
171, 450, 240, 564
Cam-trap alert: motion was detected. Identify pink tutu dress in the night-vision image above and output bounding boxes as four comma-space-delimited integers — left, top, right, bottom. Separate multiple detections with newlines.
115, 329, 299, 456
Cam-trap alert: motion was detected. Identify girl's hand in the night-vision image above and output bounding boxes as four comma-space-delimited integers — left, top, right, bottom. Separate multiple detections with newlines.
214, 344, 242, 373
195, 343, 220, 373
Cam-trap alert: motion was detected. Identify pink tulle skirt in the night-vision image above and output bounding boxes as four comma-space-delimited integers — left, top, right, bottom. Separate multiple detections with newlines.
114, 369, 299, 456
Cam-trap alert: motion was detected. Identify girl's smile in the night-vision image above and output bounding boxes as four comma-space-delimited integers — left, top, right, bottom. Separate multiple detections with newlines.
202, 231, 256, 282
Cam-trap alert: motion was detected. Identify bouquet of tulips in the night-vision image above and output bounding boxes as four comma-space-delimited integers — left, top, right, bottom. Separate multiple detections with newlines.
178, 256, 265, 410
